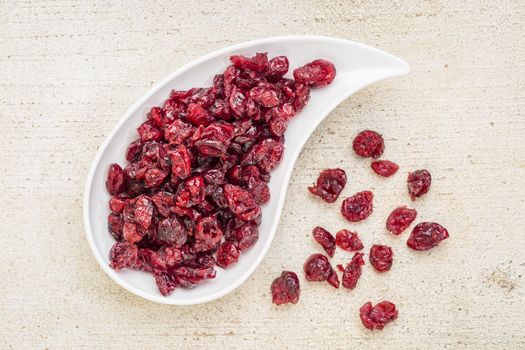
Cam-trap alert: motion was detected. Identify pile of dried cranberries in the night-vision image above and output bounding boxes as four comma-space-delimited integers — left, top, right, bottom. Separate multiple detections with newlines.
270, 128, 449, 332
105, 53, 336, 296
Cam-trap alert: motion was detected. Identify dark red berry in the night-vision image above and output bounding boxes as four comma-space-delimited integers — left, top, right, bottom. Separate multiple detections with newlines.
352, 130, 384, 158
407, 169, 431, 200
407, 222, 449, 251
216, 241, 240, 268
106, 163, 125, 195
303, 253, 338, 288
109, 242, 138, 270
359, 301, 398, 330
337, 252, 365, 290
293, 59, 336, 87
371, 160, 399, 177
335, 229, 364, 251
369, 244, 393, 272
312, 226, 336, 257
341, 191, 373, 222
271, 271, 300, 305
386, 206, 417, 235
308, 168, 347, 203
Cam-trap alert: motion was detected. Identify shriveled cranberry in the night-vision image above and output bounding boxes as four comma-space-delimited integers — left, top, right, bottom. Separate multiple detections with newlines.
137, 121, 162, 142
154, 273, 178, 296
293, 59, 336, 87
360, 301, 398, 330
144, 167, 168, 188
242, 138, 284, 173
164, 119, 193, 145
216, 241, 240, 268
106, 163, 125, 195
352, 130, 385, 158
232, 222, 259, 250
341, 191, 373, 222
371, 160, 399, 177
186, 103, 214, 126
407, 169, 431, 200
303, 253, 338, 288
147, 106, 164, 128
407, 222, 449, 251
337, 252, 365, 290
175, 175, 206, 208
108, 212, 124, 240
150, 191, 175, 217
157, 217, 187, 247
386, 206, 417, 235
126, 139, 143, 162
109, 242, 138, 270
312, 226, 336, 257
229, 86, 247, 118
194, 215, 223, 252
267, 56, 289, 78
230, 52, 268, 72
193, 122, 235, 157
223, 184, 260, 221
308, 168, 347, 203
109, 197, 127, 213
271, 271, 300, 305
293, 83, 310, 111
167, 145, 191, 181
369, 244, 393, 272
335, 229, 363, 251
123, 195, 154, 230
249, 83, 280, 108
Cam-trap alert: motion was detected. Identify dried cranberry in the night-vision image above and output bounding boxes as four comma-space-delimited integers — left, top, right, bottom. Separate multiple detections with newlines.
341, 191, 373, 222
352, 130, 384, 158
293, 59, 336, 87
216, 241, 240, 268
293, 83, 310, 111
371, 160, 399, 177
312, 226, 336, 257
386, 206, 417, 235
193, 122, 235, 157
369, 244, 393, 272
308, 168, 347, 203
360, 301, 398, 331
126, 139, 143, 161
106, 163, 125, 195
167, 145, 191, 181
144, 167, 168, 188
267, 56, 289, 78
194, 215, 223, 252
109, 242, 138, 270
123, 195, 154, 230
335, 229, 363, 251
157, 217, 187, 247
407, 222, 449, 251
223, 184, 260, 221
242, 138, 284, 173
109, 197, 127, 213
232, 222, 259, 251
271, 271, 300, 305
407, 169, 431, 199
107, 212, 124, 240
137, 121, 162, 142
337, 252, 365, 290
230, 52, 268, 72
186, 103, 214, 126
303, 253, 338, 288
175, 175, 205, 208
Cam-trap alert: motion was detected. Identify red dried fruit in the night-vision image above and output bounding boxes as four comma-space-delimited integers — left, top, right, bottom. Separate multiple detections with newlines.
271, 271, 300, 305
308, 168, 347, 203
407, 222, 449, 251
341, 191, 374, 222
407, 169, 431, 199
360, 301, 398, 331
386, 206, 417, 235
369, 244, 393, 272
371, 160, 399, 177
335, 229, 364, 251
352, 130, 385, 158
106, 53, 336, 295
337, 252, 365, 290
216, 241, 240, 268
303, 253, 338, 288
293, 59, 336, 87
106, 163, 125, 195
312, 226, 336, 257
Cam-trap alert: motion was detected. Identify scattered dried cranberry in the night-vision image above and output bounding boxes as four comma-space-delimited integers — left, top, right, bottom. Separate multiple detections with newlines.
369, 244, 393, 272
407, 169, 432, 200
105, 53, 336, 295
371, 160, 399, 177
312, 226, 336, 257
341, 191, 374, 222
303, 253, 338, 288
271, 271, 301, 305
335, 229, 363, 251
407, 222, 449, 251
352, 130, 384, 158
386, 206, 417, 235
337, 252, 365, 290
308, 168, 347, 203
359, 301, 398, 330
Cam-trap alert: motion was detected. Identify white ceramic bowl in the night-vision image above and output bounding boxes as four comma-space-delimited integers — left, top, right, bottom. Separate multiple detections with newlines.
84, 36, 409, 305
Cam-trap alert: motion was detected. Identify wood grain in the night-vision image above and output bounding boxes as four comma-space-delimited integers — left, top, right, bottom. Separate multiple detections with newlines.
1, 0, 524, 348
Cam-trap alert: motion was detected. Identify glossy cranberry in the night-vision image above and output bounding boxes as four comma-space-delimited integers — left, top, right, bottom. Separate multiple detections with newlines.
407, 169, 431, 199
157, 217, 187, 247
137, 121, 162, 141
216, 241, 240, 268
109, 242, 138, 270
271, 271, 300, 305
304, 253, 338, 288
371, 160, 399, 177
369, 244, 393, 272
360, 301, 398, 331
312, 226, 336, 257
106, 163, 125, 195
386, 206, 417, 235
407, 222, 449, 251
293, 59, 336, 87
352, 130, 384, 158
335, 229, 363, 251
341, 191, 374, 222
337, 252, 365, 290
308, 168, 347, 203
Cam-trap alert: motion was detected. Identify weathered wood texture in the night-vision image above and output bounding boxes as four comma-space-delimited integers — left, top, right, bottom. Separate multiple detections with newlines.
1, 0, 524, 348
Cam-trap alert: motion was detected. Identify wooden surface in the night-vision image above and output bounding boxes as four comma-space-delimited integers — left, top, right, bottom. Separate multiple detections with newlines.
1, 0, 524, 348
